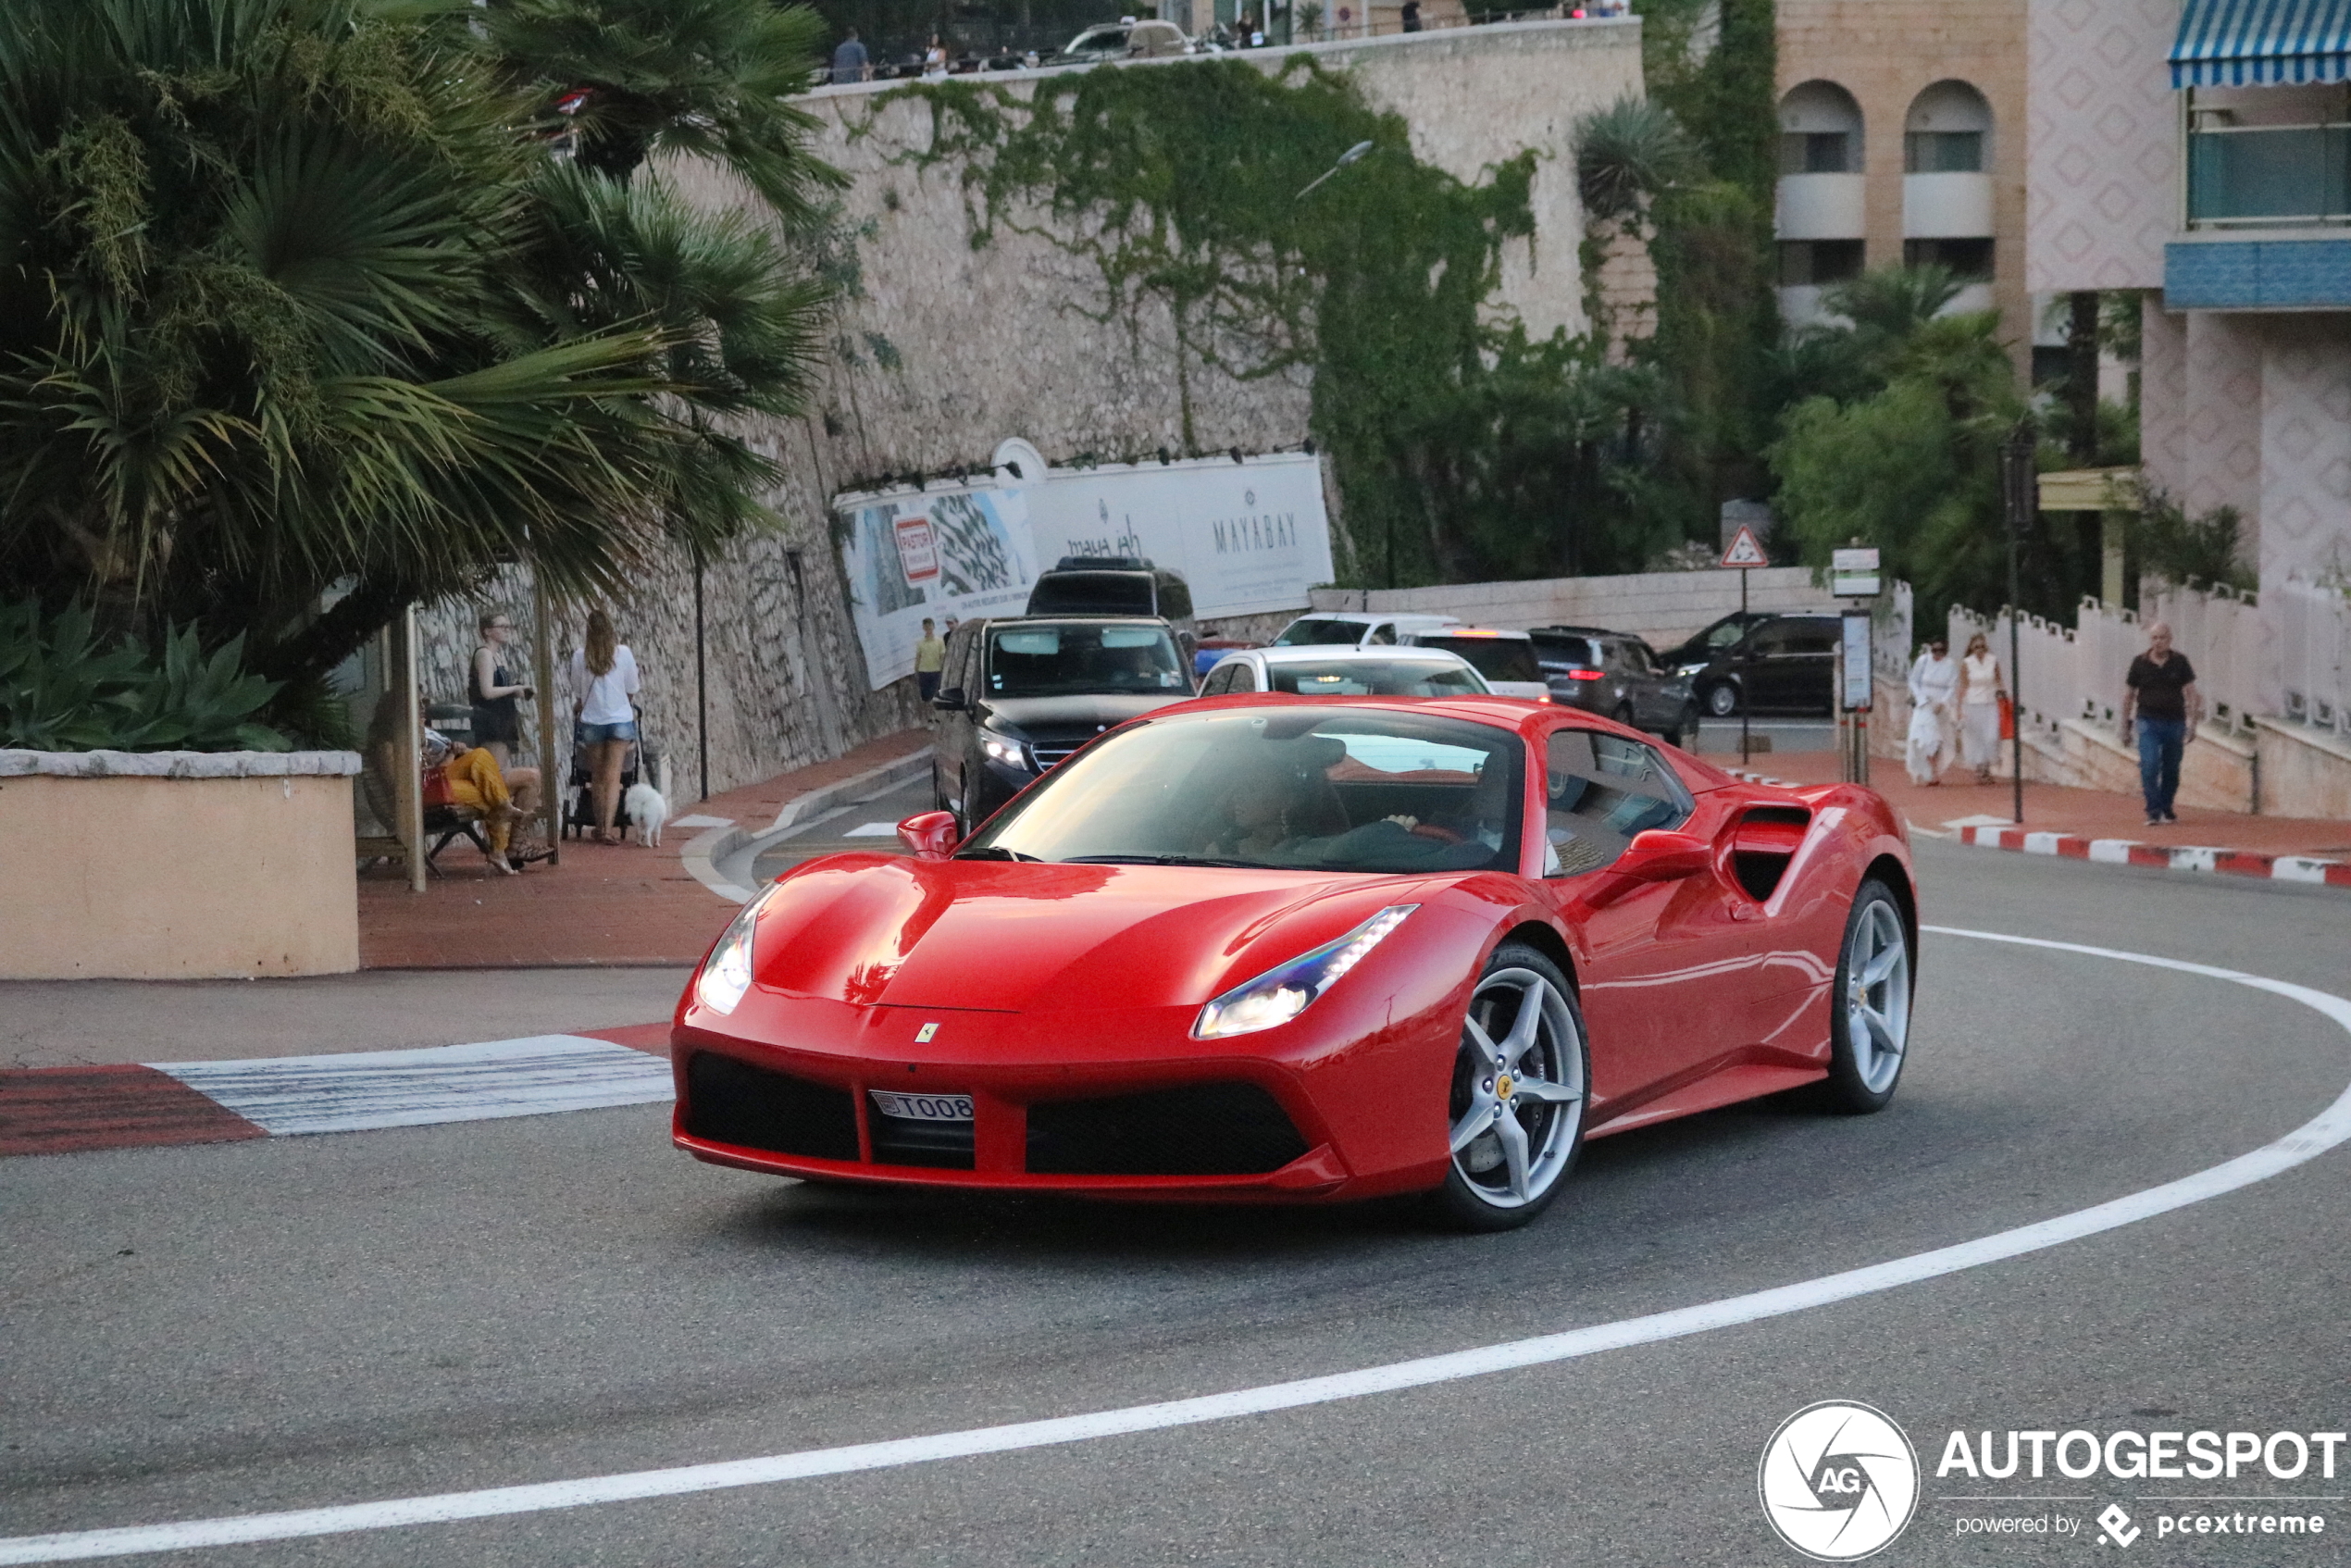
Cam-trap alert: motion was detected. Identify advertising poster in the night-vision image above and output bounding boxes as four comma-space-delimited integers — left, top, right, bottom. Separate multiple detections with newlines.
834, 447, 1334, 691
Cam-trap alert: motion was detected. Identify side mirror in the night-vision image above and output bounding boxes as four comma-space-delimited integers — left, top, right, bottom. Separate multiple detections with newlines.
1614, 828, 1711, 882
897, 811, 962, 859
931, 686, 967, 711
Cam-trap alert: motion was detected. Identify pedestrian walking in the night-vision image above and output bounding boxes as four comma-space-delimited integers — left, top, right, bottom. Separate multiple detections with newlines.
914, 617, 947, 702
1955, 631, 2006, 784
568, 608, 642, 846
469, 609, 533, 772
830, 29, 870, 82
1905, 637, 1959, 786
2121, 620, 2201, 826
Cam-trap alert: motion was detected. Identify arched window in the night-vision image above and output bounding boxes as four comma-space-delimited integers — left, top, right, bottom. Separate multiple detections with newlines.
1779, 81, 1865, 176
1904, 81, 1992, 174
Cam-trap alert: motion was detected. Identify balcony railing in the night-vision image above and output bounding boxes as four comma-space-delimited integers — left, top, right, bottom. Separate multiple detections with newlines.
2187, 123, 2351, 227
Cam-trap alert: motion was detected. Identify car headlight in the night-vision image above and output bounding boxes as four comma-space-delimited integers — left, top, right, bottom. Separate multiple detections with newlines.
695, 888, 775, 1014
1678, 663, 1707, 677
979, 730, 1026, 767
1192, 904, 1417, 1039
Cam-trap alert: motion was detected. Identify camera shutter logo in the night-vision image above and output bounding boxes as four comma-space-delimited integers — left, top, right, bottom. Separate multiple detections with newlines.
1759, 1400, 1920, 1560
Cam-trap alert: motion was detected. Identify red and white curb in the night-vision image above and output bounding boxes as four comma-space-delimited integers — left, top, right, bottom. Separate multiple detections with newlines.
2, 1027, 671, 1159
1955, 825, 2351, 888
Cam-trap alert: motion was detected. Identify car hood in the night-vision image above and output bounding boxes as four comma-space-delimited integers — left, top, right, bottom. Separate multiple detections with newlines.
745, 854, 1437, 1013
979, 691, 1188, 736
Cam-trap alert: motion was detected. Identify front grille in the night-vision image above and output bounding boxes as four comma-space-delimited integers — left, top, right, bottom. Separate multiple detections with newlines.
684, 1052, 860, 1162
1031, 745, 1078, 768
1026, 1083, 1309, 1176
869, 1111, 976, 1169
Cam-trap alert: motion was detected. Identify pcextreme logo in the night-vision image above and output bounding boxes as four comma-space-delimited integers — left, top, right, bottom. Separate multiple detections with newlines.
1760, 1400, 1922, 1561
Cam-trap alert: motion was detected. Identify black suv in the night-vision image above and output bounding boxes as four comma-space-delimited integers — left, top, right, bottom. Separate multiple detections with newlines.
1678, 613, 1842, 717
1528, 627, 1698, 745
930, 616, 1195, 830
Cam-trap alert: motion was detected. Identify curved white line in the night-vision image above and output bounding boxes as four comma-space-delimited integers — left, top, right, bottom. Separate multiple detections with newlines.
6, 926, 2345, 1565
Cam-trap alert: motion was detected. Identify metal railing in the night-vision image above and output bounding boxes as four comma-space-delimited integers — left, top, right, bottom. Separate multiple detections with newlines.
2186, 123, 2351, 228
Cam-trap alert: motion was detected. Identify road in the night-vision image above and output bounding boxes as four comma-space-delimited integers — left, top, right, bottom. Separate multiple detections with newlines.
6, 842, 2349, 1565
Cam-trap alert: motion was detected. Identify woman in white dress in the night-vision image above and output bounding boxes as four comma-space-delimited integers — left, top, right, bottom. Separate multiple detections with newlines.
1956, 631, 2006, 783
1905, 638, 1959, 786
922, 34, 948, 76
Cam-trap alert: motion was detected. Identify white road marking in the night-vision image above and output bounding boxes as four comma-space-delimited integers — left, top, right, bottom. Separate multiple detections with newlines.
840, 821, 899, 838
152, 1037, 674, 1137
9, 927, 2346, 1564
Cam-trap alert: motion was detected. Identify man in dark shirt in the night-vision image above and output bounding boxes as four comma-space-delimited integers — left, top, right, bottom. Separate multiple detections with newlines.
2120, 621, 2201, 826
830, 30, 869, 83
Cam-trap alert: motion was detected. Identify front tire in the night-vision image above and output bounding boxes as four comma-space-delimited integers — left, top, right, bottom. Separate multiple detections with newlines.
1819, 879, 1913, 1113
1705, 680, 1741, 718
1433, 944, 1589, 1231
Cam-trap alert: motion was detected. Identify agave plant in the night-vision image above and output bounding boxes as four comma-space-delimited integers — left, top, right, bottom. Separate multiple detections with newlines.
0, 599, 289, 752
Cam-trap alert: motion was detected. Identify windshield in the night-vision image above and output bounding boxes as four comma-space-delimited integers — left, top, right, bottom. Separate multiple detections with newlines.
987, 624, 1188, 698
1265, 660, 1485, 697
1272, 618, 1369, 647
1412, 635, 1541, 684
1067, 24, 1127, 50
962, 708, 1524, 874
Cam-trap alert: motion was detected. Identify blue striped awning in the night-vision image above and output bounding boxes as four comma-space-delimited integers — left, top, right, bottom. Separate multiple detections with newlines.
2171, 0, 2351, 86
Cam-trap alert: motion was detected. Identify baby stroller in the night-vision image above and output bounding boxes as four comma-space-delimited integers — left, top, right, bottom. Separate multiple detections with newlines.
564, 726, 665, 840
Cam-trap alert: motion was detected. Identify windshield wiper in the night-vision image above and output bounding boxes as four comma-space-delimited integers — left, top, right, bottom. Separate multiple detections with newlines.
1060, 853, 1263, 868
956, 846, 1040, 861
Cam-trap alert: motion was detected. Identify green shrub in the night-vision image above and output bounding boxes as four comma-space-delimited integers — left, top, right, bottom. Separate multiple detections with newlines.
0, 601, 290, 753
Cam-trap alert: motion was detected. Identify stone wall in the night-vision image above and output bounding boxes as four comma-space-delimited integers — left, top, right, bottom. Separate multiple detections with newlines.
1309, 566, 1846, 649
412, 20, 1645, 800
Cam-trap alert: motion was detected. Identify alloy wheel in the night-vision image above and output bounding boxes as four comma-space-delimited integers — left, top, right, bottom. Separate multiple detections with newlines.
1448, 966, 1586, 1211
1842, 897, 1910, 1094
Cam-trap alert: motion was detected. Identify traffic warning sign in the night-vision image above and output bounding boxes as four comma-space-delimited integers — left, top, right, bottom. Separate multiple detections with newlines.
1719, 525, 1768, 568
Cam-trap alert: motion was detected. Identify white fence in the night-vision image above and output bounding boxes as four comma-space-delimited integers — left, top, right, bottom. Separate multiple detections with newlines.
2274, 574, 2351, 737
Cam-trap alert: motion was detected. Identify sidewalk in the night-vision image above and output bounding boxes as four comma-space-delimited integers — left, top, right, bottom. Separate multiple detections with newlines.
359, 728, 931, 969
1707, 748, 2351, 859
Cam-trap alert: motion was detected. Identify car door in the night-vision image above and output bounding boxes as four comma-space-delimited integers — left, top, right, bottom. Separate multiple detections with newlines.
1534, 726, 1760, 1117
1615, 639, 1672, 729
1785, 619, 1839, 714
1739, 620, 1799, 712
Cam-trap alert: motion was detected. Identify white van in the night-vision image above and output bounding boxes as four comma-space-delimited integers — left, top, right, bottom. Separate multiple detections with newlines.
1268, 611, 1462, 650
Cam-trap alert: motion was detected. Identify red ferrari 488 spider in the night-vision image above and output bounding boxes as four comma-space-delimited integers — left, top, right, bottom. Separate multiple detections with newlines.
672, 696, 1916, 1229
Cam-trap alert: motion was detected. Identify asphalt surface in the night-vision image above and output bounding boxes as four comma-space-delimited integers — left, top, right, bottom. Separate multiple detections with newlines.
747, 776, 940, 883
6, 840, 2351, 1566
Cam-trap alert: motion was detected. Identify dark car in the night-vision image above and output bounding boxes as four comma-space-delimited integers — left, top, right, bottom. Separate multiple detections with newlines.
1025, 556, 1196, 660
1680, 613, 1842, 717
1528, 627, 1698, 745
1658, 610, 1776, 676
931, 616, 1195, 831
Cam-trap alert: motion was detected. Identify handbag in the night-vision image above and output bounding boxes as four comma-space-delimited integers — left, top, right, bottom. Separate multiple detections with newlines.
1997, 692, 2015, 740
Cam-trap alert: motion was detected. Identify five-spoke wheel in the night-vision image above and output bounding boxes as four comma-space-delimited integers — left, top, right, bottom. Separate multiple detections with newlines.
1437, 944, 1588, 1230
1820, 878, 1912, 1112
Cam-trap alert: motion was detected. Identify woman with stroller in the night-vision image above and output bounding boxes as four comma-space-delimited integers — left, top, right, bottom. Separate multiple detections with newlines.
568, 608, 642, 846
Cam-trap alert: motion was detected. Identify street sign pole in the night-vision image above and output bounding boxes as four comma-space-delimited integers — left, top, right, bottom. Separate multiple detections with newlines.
1739, 566, 1750, 765
1718, 521, 1769, 767
2000, 420, 2037, 826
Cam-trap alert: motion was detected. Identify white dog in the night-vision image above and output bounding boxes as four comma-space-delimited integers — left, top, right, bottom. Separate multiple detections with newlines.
624, 755, 670, 848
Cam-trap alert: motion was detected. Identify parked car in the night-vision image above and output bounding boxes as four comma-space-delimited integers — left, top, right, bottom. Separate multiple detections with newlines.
1396, 627, 1549, 701
1528, 626, 1698, 746
676, 693, 1919, 1228
930, 616, 1195, 831
1050, 19, 1190, 62
1681, 612, 1843, 717
1198, 645, 1491, 698
1269, 611, 1461, 649
1658, 610, 1775, 676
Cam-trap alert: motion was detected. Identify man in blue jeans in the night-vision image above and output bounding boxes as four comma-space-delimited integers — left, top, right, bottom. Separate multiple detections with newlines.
2120, 621, 2202, 827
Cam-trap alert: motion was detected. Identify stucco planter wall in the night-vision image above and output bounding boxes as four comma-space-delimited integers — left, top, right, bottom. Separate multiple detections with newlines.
0, 750, 362, 980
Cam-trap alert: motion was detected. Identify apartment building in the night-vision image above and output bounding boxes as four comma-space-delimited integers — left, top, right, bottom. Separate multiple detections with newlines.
1774, 0, 2034, 368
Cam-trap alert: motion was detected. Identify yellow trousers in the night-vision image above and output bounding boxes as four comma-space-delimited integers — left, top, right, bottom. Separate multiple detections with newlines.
442, 748, 513, 856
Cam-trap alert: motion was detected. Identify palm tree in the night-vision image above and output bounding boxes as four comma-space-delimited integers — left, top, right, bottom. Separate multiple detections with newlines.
0, 0, 838, 698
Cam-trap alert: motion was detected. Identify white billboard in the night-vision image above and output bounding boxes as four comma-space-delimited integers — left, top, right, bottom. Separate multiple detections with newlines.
834, 449, 1333, 691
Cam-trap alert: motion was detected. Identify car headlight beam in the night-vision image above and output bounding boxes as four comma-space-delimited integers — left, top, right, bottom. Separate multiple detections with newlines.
1192, 904, 1418, 1039
695, 889, 774, 1015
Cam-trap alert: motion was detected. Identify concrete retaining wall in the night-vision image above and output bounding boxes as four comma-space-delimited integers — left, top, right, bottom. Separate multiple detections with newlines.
1308, 566, 1842, 649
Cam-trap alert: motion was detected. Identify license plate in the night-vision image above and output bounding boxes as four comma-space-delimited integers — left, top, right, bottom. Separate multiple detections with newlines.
869, 1090, 974, 1123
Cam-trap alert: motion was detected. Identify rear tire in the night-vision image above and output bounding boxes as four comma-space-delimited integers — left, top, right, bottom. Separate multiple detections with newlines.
1431, 943, 1588, 1232
1817, 878, 1913, 1114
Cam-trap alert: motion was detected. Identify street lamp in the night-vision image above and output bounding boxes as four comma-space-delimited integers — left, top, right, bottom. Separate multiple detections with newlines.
1998, 418, 2037, 826
1295, 139, 1374, 200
